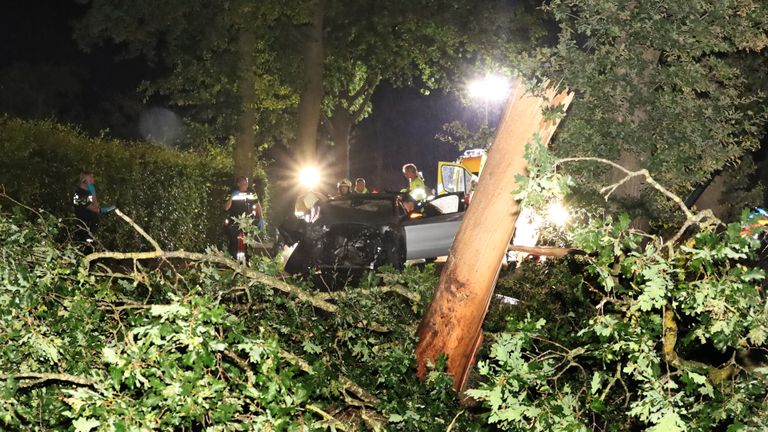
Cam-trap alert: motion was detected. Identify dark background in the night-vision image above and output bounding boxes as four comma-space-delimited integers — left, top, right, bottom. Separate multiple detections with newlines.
1, 0, 764, 204
0, 0, 502, 193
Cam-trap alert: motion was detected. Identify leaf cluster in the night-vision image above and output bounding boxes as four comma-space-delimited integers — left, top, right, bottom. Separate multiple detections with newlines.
503, 0, 768, 221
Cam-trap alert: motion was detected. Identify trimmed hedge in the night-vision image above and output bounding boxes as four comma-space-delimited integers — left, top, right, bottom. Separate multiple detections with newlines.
0, 117, 267, 251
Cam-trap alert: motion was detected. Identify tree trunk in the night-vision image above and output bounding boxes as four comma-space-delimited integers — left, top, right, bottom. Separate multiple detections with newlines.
415, 82, 574, 392
609, 47, 661, 230
328, 108, 353, 179
294, 0, 325, 164
234, 26, 256, 179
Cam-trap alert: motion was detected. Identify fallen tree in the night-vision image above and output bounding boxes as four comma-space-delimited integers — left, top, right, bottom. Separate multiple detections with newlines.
416, 81, 574, 391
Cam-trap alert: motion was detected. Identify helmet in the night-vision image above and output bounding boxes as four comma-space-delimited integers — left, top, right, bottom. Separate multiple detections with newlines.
337, 178, 353, 189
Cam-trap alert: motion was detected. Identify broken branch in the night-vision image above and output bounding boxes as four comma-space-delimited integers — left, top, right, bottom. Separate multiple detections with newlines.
85, 250, 337, 312
0, 372, 93, 388
554, 157, 721, 248
278, 348, 380, 406
507, 245, 585, 257
113, 208, 162, 252
305, 404, 350, 431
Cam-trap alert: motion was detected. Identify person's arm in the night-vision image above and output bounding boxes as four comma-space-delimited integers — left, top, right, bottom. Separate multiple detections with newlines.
90, 191, 115, 214
87, 195, 100, 213
254, 201, 263, 219
224, 194, 233, 211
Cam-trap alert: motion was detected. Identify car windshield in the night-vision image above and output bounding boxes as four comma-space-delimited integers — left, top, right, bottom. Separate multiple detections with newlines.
327, 197, 393, 213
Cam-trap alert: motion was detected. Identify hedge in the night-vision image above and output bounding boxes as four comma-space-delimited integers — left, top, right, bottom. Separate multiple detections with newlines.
0, 117, 267, 251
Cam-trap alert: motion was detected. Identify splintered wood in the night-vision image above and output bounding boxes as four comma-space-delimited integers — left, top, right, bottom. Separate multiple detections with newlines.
415, 81, 574, 392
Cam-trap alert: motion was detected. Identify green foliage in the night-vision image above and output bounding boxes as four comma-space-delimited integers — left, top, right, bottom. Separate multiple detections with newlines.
0, 208, 476, 430
436, 120, 496, 151
468, 183, 768, 430
0, 117, 268, 251
69, 297, 311, 430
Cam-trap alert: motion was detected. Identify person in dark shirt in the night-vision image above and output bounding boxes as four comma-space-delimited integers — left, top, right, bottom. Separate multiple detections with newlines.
223, 176, 263, 259
72, 171, 114, 249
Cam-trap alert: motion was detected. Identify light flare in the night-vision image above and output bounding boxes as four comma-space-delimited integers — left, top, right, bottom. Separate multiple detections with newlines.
468, 74, 511, 102
298, 166, 321, 190
546, 201, 570, 227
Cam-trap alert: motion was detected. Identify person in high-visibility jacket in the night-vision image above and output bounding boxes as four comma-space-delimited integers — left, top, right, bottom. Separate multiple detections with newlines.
353, 178, 369, 194
401, 163, 428, 201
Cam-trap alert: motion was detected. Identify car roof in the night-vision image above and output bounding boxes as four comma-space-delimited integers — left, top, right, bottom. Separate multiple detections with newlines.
318, 194, 400, 225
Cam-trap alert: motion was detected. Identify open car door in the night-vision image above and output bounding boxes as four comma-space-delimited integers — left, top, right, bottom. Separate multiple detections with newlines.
437, 162, 473, 196
403, 193, 465, 261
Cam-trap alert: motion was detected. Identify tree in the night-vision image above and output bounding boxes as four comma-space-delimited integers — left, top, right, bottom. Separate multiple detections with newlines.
76, 0, 301, 178
504, 0, 768, 221
319, 0, 555, 179
318, 0, 474, 178
294, 0, 325, 164
77, 0, 535, 180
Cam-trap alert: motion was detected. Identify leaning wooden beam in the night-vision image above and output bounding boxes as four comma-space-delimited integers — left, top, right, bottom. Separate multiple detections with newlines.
415, 81, 574, 392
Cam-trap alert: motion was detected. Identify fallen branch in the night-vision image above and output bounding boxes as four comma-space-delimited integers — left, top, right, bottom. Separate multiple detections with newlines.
85, 210, 389, 409
278, 348, 380, 407
662, 305, 740, 384
446, 409, 465, 432
315, 284, 421, 303
305, 404, 350, 431
666, 208, 718, 247
85, 249, 393, 332
0, 372, 93, 388
0, 187, 42, 218
85, 250, 336, 312
507, 245, 585, 258
113, 208, 162, 252
556, 157, 694, 220
555, 157, 721, 249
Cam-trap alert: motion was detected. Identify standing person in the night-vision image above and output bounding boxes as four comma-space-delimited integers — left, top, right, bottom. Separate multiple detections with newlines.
224, 176, 263, 259
72, 170, 114, 249
333, 178, 353, 198
353, 178, 369, 194
401, 163, 428, 201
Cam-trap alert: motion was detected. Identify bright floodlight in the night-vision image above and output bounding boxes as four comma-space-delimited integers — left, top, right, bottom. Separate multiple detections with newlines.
298, 166, 321, 189
546, 201, 570, 227
468, 73, 511, 102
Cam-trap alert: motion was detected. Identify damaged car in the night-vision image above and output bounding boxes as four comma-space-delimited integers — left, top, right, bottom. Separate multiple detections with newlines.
279, 192, 467, 276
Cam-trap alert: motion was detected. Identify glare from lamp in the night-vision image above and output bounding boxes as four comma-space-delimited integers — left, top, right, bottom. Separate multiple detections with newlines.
546, 201, 570, 226
468, 73, 511, 102
298, 166, 321, 190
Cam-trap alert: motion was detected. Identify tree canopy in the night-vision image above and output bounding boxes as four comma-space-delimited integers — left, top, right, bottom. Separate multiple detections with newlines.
75, 0, 504, 178
505, 0, 768, 219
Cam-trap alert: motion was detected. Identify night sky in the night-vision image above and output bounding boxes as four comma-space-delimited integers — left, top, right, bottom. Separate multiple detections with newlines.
0, 0, 156, 139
